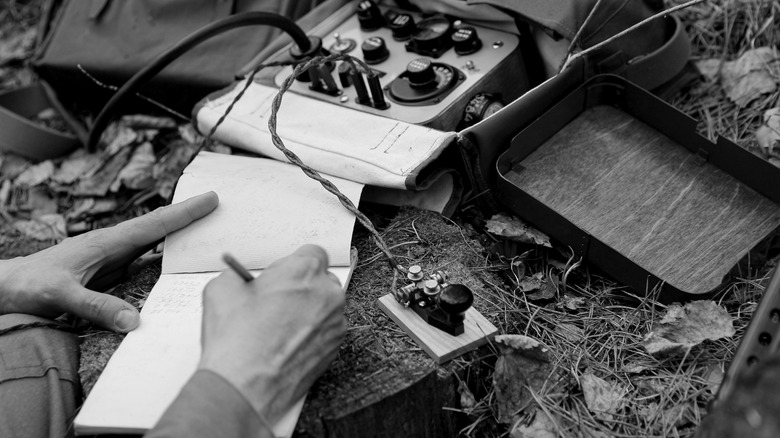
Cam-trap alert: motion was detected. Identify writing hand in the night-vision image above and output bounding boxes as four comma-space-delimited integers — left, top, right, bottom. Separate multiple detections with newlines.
198, 244, 346, 425
0, 192, 219, 333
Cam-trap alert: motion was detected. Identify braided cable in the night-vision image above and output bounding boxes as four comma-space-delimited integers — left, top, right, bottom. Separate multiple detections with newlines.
201, 53, 407, 276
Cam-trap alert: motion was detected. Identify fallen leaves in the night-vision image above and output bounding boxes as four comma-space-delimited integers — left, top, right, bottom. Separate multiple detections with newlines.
580, 369, 627, 420
642, 300, 735, 357
13, 213, 66, 241
0, 116, 210, 241
756, 107, 780, 155
493, 334, 555, 424
719, 47, 779, 107
485, 213, 552, 247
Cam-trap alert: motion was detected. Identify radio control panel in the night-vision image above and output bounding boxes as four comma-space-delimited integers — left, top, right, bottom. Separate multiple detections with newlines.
270, 0, 529, 131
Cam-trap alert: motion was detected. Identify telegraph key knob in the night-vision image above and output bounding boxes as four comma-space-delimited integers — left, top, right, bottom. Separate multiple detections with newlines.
361, 36, 389, 64
452, 26, 482, 55
438, 284, 474, 315
389, 13, 416, 41
405, 58, 436, 88
357, 0, 385, 31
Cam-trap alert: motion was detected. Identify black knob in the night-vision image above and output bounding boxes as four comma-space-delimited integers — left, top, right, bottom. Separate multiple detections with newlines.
452, 26, 482, 55
389, 13, 416, 41
405, 58, 436, 88
408, 15, 453, 58
361, 36, 389, 64
438, 284, 474, 315
357, 0, 385, 31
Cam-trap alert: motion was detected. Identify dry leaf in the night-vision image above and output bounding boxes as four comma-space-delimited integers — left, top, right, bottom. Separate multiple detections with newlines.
121, 114, 177, 130
558, 294, 588, 311
14, 214, 66, 241
66, 198, 119, 221
458, 380, 477, 411
638, 402, 690, 429
0, 179, 11, 205
111, 142, 156, 191
705, 364, 724, 395
493, 334, 554, 424
580, 370, 626, 420
555, 323, 584, 343
153, 140, 200, 199
486, 213, 552, 247
52, 152, 103, 185
511, 409, 557, 438
103, 125, 138, 156
14, 160, 54, 186
755, 107, 780, 153
0, 153, 29, 179
73, 148, 132, 197
526, 275, 557, 301
19, 187, 58, 215
518, 272, 544, 292
720, 47, 778, 107
642, 300, 735, 357
696, 58, 721, 81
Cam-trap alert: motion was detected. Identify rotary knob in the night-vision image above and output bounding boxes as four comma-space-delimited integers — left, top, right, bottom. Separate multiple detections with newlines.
361, 36, 389, 64
407, 15, 453, 58
389, 13, 416, 41
452, 26, 482, 55
357, 0, 385, 31
438, 284, 474, 315
405, 58, 436, 88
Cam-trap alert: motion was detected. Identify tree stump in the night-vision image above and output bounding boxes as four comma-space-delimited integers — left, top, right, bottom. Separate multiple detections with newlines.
79, 207, 505, 437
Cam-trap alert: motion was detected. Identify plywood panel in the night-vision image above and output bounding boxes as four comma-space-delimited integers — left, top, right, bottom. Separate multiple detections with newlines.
504, 105, 780, 294
378, 294, 498, 364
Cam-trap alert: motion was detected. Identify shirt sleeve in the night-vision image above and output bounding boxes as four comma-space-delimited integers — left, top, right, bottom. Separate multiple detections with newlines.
145, 369, 275, 438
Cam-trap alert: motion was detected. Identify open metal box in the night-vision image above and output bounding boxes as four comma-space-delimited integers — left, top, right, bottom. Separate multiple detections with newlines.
495, 74, 780, 301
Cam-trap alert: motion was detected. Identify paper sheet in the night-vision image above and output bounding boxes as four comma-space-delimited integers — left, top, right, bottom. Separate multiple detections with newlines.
75, 268, 353, 436
163, 152, 363, 274
196, 82, 457, 190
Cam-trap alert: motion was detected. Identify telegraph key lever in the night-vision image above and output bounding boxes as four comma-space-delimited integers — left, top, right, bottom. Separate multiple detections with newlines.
394, 265, 475, 336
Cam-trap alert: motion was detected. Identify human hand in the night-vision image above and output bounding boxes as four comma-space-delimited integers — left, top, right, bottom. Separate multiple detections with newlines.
0, 191, 219, 333
198, 245, 346, 426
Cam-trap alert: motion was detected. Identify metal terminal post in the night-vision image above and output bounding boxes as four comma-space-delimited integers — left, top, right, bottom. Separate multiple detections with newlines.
393, 265, 474, 335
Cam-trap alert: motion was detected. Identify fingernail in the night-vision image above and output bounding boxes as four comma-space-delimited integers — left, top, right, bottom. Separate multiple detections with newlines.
115, 309, 139, 332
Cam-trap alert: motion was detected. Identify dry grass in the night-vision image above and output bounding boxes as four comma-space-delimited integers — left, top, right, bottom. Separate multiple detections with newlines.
451, 1, 780, 436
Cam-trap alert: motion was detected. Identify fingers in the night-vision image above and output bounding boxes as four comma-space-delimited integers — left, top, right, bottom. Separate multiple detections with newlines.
264, 244, 330, 278
59, 284, 140, 333
112, 191, 219, 249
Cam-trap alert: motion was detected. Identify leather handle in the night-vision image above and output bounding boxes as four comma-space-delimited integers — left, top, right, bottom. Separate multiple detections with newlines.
0, 85, 80, 161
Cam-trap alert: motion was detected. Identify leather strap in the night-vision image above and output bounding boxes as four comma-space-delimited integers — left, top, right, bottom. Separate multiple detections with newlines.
595, 15, 691, 91
0, 85, 80, 160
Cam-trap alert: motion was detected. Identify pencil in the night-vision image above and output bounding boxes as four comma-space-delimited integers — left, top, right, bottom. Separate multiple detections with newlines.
222, 253, 254, 282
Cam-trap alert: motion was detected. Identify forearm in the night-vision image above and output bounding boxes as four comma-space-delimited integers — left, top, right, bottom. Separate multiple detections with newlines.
146, 370, 275, 438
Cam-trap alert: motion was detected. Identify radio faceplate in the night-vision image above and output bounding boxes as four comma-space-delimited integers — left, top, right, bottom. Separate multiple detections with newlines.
271, 2, 527, 131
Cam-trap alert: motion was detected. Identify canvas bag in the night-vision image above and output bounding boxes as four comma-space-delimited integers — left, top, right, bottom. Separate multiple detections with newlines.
33, 0, 323, 116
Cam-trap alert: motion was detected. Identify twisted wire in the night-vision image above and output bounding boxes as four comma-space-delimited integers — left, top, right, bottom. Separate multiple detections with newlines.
201, 53, 407, 276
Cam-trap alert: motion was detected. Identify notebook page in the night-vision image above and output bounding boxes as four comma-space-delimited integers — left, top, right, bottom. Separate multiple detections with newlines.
162, 152, 363, 274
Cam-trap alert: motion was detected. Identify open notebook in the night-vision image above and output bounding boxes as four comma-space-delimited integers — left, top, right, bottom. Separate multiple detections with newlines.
74, 152, 363, 436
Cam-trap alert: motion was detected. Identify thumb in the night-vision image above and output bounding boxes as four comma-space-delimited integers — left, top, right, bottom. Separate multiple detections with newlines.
61, 285, 140, 333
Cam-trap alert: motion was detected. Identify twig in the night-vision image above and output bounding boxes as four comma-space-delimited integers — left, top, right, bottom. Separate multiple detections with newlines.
561, 0, 706, 72
560, 0, 605, 71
